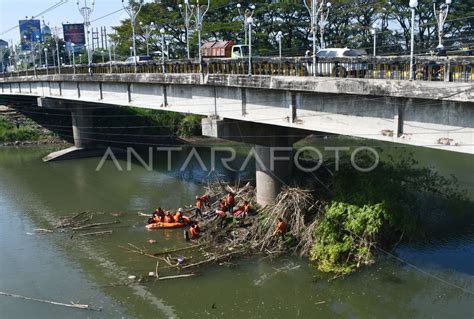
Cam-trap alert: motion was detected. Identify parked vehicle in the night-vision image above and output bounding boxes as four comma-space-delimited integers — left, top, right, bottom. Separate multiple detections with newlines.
125, 55, 153, 63
307, 48, 368, 77
201, 40, 251, 59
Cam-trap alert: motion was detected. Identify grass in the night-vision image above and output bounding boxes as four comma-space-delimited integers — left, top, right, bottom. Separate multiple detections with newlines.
0, 118, 40, 142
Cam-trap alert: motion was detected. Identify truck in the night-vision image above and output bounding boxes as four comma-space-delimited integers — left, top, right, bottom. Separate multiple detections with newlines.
201, 40, 249, 59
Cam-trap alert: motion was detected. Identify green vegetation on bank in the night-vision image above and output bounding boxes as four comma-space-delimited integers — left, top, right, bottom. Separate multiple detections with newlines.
0, 118, 40, 142
308, 153, 467, 274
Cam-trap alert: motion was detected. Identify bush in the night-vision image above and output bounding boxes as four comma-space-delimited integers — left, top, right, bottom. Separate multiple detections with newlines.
177, 115, 203, 137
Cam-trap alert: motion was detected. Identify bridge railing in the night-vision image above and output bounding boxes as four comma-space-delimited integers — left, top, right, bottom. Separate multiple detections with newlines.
2, 56, 473, 83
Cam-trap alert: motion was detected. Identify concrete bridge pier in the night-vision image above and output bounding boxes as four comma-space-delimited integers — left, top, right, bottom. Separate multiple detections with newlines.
71, 107, 93, 149
254, 142, 293, 207
202, 118, 310, 206
38, 98, 105, 161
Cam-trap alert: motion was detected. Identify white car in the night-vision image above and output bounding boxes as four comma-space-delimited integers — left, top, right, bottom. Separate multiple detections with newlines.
125, 56, 153, 63
307, 48, 368, 77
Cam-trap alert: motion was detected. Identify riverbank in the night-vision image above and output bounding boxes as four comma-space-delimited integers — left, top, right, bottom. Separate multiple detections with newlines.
0, 105, 68, 147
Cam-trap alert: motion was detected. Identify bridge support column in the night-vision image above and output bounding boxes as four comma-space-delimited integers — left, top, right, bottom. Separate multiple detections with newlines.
71, 107, 93, 149
202, 118, 308, 207
255, 142, 292, 207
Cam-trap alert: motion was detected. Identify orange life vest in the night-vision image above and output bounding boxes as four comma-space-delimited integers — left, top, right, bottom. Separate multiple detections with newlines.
196, 198, 203, 209
226, 193, 235, 206
277, 221, 287, 234
189, 226, 199, 238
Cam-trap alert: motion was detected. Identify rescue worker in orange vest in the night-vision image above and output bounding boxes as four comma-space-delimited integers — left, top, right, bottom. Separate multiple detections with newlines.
225, 192, 235, 214
175, 208, 184, 223
153, 208, 165, 223
189, 222, 200, 239
193, 195, 203, 219
200, 194, 210, 208
216, 200, 227, 228
273, 218, 287, 240
242, 200, 251, 218
164, 211, 175, 223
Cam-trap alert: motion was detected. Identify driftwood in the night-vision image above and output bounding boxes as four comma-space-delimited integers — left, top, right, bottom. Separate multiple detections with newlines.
78, 230, 113, 237
0, 291, 99, 311
72, 220, 120, 231
119, 244, 162, 261
34, 228, 53, 233
158, 274, 196, 280
153, 244, 204, 256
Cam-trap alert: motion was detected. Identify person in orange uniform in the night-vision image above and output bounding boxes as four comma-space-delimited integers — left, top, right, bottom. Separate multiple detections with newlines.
273, 218, 287, 240
225, 192, 235, 215
200, 194, 210, 208
188, 222, 200, 239
216, 200, 227, 228
174, 208, 184, 223
193, 196, 204, 219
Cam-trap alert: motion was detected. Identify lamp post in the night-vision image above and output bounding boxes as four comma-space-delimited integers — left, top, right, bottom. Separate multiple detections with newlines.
76, 0, 95, 75
189, 0, 210, 73
371, 22, 378, 57
247, 16, 254, 76
179, 0, 193, 59
160, 27, 166, 73
129, 46, 133, 58
433, 0, 451, 50
303, 0, 325, 76
140, 21, 155, 56
71, 43, 76, 74
276, 31, 283, 60
122, 0, 144, 73
319, 1, 331, 49
108, 40, 113, 73
236, 3, 256, 45
409, 0, 418, 81
79, 54, 82, 64
44, 48, 48, 75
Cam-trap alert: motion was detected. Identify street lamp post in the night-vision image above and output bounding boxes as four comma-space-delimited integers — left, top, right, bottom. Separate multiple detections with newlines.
71, 43, 76, 74
409, 0, 418, 81
44, 48, 48, 75
276, 31, 283, 60
160, 28, 166, 73
76, 0, 95, 75
247, 16, 254, 76
319, 1, 331, 49
140, 21, 155, 56
236, 3, 256, 45
371, 23, 378, 57
129, 46, 133, 58
108, 40, 113, 73
433, 0, 451, 50
303, 0, 324, 76
122, 0, 144, 73
179, 0, 193, 59
79, 54, 82, 64
190, 0, 210, 73
53, 26, 61, 75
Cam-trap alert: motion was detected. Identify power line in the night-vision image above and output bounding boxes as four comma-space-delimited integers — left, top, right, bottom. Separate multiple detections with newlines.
0, 0, 69, 36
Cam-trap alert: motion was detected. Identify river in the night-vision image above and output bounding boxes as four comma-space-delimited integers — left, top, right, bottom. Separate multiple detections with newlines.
0, 144, 473, 318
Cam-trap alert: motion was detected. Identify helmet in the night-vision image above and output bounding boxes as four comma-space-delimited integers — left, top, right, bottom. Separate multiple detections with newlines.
178, 208, 184, 212
195, 195, 199, 199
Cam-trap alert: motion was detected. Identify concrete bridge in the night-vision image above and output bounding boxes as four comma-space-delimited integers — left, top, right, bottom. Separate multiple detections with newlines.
0, 69, 473, 205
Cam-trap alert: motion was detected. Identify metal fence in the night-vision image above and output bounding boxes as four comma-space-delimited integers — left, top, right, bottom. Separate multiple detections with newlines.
2, 56, 473, 83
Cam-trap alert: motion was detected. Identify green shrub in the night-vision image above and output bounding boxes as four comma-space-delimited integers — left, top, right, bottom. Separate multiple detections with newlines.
177, 115, 203, 137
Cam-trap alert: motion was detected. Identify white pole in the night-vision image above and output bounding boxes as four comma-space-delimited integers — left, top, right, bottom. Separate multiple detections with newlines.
409, 0, 417, 80
248, 17, 253, 76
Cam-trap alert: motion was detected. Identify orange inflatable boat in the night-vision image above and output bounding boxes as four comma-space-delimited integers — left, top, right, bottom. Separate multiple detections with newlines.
146, 217, 191, 230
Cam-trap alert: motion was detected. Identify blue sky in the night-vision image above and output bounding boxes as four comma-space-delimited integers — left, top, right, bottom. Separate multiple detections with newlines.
0, 0, 154, 44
